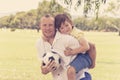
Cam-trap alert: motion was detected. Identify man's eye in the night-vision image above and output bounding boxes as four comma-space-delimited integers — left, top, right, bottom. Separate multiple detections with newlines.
49, 24, 53, 26
43, 24, 46, 26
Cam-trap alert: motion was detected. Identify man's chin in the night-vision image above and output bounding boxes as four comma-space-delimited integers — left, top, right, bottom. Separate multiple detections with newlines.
45, 35, 52, 38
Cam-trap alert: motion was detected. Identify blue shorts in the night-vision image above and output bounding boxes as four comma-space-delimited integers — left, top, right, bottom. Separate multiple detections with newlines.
80, 72, 91, 80
70, 53, 92, 73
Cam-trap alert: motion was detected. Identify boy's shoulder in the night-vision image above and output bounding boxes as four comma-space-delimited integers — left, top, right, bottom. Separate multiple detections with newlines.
70, 27, 84, 39
72, 27, 84, 34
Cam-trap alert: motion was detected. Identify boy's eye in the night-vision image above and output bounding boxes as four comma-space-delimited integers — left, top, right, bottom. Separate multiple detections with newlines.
60, 27, 64, 30
65, 24, 68, 26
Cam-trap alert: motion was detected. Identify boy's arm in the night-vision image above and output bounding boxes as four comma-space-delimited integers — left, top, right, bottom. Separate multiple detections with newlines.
64, 37, 90, 56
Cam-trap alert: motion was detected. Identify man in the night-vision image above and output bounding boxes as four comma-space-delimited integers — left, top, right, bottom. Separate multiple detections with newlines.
36, 14, 91, 80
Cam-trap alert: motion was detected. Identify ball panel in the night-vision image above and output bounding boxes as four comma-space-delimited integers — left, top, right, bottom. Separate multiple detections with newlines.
49, 56, 55, 61
42, 53, 47, 57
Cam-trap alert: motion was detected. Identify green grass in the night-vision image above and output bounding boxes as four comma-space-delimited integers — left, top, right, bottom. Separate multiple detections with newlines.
0, 29, 120, 80
85, 32, 120, 80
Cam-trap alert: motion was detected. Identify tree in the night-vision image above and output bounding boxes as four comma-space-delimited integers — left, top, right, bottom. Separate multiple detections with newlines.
0, 16, 11, 28
36, 0, 67, 27
105, 1, 120, 36
49, 0, 67, 15
58, 0, 106, 19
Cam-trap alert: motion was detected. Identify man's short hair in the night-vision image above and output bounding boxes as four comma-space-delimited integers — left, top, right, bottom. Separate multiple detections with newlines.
40, 14, 54, 25
44, 14, 51, 18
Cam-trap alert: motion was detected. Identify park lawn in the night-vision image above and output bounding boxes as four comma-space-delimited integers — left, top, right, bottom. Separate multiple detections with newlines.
85, 32, 120, 80
0, 29, 120, 80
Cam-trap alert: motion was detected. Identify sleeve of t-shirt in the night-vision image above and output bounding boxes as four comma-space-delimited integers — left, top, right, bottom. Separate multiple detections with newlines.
66, 35, 80, 49
77, 31, 84, 40
36, 38, 44, 61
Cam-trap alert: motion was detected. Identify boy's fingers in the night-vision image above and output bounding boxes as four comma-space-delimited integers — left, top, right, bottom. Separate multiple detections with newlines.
66, 47, 72, 50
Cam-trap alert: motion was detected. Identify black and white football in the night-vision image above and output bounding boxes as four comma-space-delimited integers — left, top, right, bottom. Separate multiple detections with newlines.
42, 51, 61, 70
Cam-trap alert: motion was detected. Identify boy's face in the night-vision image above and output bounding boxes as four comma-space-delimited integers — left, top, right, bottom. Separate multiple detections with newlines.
40, 17, 55, 38
59, 20, 72, 34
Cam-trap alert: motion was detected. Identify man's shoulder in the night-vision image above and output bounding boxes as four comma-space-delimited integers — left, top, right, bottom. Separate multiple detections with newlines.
59, 32, 77, 40
36, 37, 43, 45
56, 31, 70, 38
56, 31, 73, 37
37, 36, 42, 41
72, 27, 84, 35
55, 31, 79, 44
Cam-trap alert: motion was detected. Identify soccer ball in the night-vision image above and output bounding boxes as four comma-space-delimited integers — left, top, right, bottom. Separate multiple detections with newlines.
42, 51, 61, 70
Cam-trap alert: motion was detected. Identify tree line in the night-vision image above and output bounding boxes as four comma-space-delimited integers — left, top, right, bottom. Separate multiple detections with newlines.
0, 0, 119, 34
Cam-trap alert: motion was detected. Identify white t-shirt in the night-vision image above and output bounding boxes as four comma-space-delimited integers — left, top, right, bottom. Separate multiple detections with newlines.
36, 31, 87, 80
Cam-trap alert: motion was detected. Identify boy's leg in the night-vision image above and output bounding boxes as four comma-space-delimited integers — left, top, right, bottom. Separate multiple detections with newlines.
67, 66, 76, 80
68, 53, 92, 80
87, 42, 96, 69
70, 53, 91, 73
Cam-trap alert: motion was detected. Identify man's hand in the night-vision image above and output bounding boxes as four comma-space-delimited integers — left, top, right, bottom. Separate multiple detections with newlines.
89, 61, 95, 69
41, 60, 57, 74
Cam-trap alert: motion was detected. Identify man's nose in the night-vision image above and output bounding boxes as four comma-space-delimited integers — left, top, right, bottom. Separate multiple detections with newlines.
45, 25, 50, 29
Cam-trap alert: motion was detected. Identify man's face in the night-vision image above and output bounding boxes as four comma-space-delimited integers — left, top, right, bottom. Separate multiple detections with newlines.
40, 17, 55, 38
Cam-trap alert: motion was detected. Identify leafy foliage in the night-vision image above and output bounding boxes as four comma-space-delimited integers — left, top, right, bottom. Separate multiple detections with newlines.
0, 0, 119, 33
74, 16, 120, 32
63, 0, 106, 19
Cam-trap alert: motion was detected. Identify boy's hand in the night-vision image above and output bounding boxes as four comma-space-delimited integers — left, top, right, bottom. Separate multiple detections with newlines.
64, 47, 73, 56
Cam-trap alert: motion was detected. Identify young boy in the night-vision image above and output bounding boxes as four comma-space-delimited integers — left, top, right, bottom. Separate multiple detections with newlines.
55, 13, 96, 80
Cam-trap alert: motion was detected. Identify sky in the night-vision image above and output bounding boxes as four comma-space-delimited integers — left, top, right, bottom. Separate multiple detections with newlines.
0, 0, 43, 17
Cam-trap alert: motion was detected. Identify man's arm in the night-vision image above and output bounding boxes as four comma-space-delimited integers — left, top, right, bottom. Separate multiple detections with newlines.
87, 42, 96, 69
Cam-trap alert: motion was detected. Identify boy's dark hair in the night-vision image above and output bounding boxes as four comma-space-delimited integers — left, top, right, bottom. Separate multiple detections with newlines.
54, 13, 73, 30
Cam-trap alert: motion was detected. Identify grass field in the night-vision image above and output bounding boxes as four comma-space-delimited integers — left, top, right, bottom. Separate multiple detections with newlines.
0, 29, 120, 80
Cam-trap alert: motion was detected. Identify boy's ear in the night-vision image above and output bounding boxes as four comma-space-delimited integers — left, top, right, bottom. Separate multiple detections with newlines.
72, 26, 74, 29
